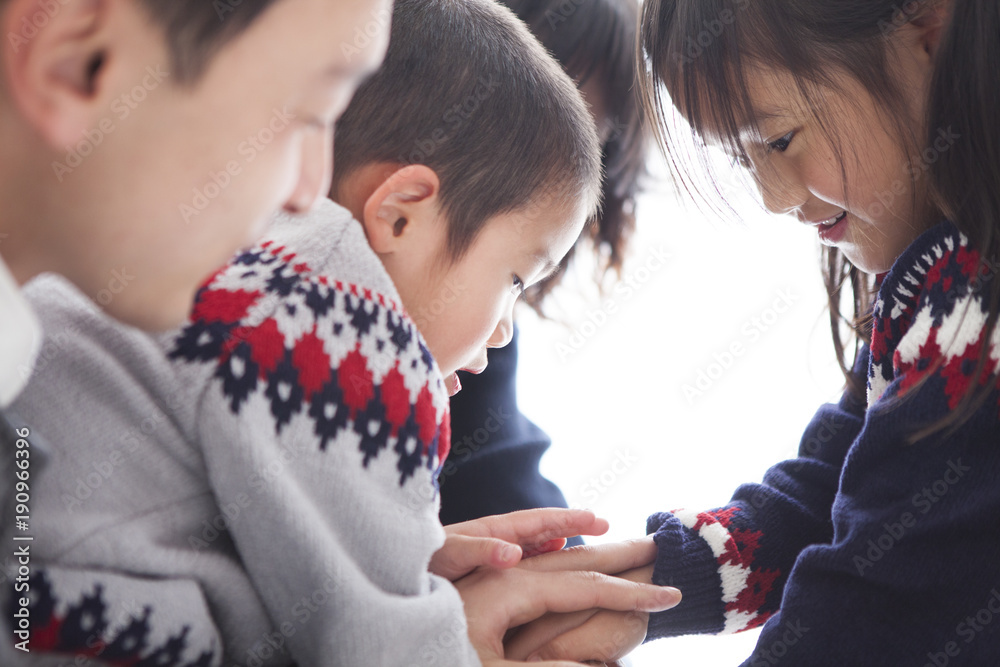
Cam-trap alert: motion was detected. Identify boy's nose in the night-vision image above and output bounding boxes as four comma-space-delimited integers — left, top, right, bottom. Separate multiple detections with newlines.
283, 127, 334, 215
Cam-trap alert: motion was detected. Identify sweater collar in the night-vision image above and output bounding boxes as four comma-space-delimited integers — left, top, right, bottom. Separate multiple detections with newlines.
0, 254, 41, 407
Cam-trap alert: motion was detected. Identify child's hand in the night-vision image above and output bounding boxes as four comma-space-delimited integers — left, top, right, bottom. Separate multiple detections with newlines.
504, 565, 656, 663
455, 564, 678, 667
503, 538, 664, 662
429, 508, 611, 581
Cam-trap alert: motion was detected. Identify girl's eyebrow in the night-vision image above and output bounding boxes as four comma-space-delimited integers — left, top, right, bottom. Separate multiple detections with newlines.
752, 106, 790, 122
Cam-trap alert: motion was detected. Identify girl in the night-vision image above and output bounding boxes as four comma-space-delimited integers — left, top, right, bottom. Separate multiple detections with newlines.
508, 0, 1000, 664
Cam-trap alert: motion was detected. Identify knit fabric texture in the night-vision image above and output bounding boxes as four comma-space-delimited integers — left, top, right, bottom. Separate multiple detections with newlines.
647, 221, 1000, 665
10, 200, 479, 666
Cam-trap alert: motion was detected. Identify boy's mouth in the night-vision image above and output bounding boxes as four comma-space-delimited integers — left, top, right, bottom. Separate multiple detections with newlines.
444, 362, 490, 397
445, 372, 462, 397
444, 364, 488, 397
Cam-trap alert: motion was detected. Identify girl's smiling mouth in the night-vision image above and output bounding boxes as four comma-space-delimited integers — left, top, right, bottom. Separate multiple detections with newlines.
815, 211, 848, 244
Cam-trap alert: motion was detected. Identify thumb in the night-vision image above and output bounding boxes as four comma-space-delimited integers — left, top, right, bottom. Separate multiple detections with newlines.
430, 535, 523, 580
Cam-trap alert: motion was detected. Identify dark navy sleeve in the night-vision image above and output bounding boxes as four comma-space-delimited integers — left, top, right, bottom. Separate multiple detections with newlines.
738, 223, 1000, 665
646, 350, 868, 639
440, 326, 581, 545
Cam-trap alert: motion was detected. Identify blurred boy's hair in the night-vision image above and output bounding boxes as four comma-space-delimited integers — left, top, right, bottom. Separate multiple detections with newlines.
331, 0, 603, 261
139, 0, 283, 83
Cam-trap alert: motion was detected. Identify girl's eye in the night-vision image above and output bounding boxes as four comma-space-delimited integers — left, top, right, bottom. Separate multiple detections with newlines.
511, 275, 525, 296
766, 131, 796, 154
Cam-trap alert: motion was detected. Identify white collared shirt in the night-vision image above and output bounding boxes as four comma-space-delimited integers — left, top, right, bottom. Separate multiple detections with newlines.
0, 255, 41, 407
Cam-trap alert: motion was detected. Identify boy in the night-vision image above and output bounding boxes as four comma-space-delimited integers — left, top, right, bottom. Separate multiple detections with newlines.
11, 0, 680, 665
1, 0, 389, 662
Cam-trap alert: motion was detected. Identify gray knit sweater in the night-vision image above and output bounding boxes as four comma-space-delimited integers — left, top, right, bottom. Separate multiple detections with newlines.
11, 200, 480, 666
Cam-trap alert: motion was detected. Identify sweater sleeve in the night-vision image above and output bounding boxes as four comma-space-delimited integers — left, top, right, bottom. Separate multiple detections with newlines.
3, 565, 222, 666
645, 350, 868, 639
737, 225, 1000, 665
442, 326, 580, 546
169, 233, 481, 666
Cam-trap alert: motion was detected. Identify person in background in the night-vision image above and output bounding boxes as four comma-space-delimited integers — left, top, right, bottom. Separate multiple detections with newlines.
441, 0, 649, 533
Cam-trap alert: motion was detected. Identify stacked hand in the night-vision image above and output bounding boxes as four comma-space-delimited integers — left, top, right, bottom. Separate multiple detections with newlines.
431, 511, 675, 666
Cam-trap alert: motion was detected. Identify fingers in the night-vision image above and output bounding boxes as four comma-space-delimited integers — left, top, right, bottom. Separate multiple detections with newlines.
525, 610, 649, 663
430, 535, 523, 581
482, 659, 586, 667
505, 609, 597, 660
504, 570, 680, 628
523, 537, 567, 558
517, 537, 658, 575
448, 508, 610, 548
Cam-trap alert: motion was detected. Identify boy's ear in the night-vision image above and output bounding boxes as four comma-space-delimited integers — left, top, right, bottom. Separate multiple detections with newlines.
4, 0, 124, 149
362, 165, 442, 254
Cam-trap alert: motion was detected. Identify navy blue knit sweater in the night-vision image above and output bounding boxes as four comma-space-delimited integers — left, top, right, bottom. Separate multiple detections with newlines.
647, 221, 1000, 665
441, 327, 583, 546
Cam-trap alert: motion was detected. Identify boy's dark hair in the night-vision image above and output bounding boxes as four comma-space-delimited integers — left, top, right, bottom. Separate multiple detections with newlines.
500, 0, 648, 313
331, 0, 603, 262
138, 0, 280, 83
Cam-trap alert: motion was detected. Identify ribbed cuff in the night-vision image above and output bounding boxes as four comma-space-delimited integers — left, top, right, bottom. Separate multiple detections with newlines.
644, 511, 727, 640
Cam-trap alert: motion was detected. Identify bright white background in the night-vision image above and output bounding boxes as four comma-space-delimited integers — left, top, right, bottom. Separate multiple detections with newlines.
513, 165, 847, 665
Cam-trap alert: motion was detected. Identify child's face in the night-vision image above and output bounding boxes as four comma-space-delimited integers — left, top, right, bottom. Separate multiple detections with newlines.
708, 61, 934, 275
397, 199, 585, 396
6, 0, 389, 330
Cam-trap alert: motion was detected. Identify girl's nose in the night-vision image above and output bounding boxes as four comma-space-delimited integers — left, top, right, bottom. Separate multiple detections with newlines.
758, 164, 809, 217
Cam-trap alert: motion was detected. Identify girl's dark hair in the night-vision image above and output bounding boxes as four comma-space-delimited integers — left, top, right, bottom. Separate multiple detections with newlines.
639, 0, 944, 400
922, 0, 1000, 438
501, 0, 649, 312
331, 0, 603, 261
138, 0, 280, 83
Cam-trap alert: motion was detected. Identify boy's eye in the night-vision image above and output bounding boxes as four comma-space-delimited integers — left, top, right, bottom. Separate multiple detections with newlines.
511, 275, 525, 296
766, 131, 796, 154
